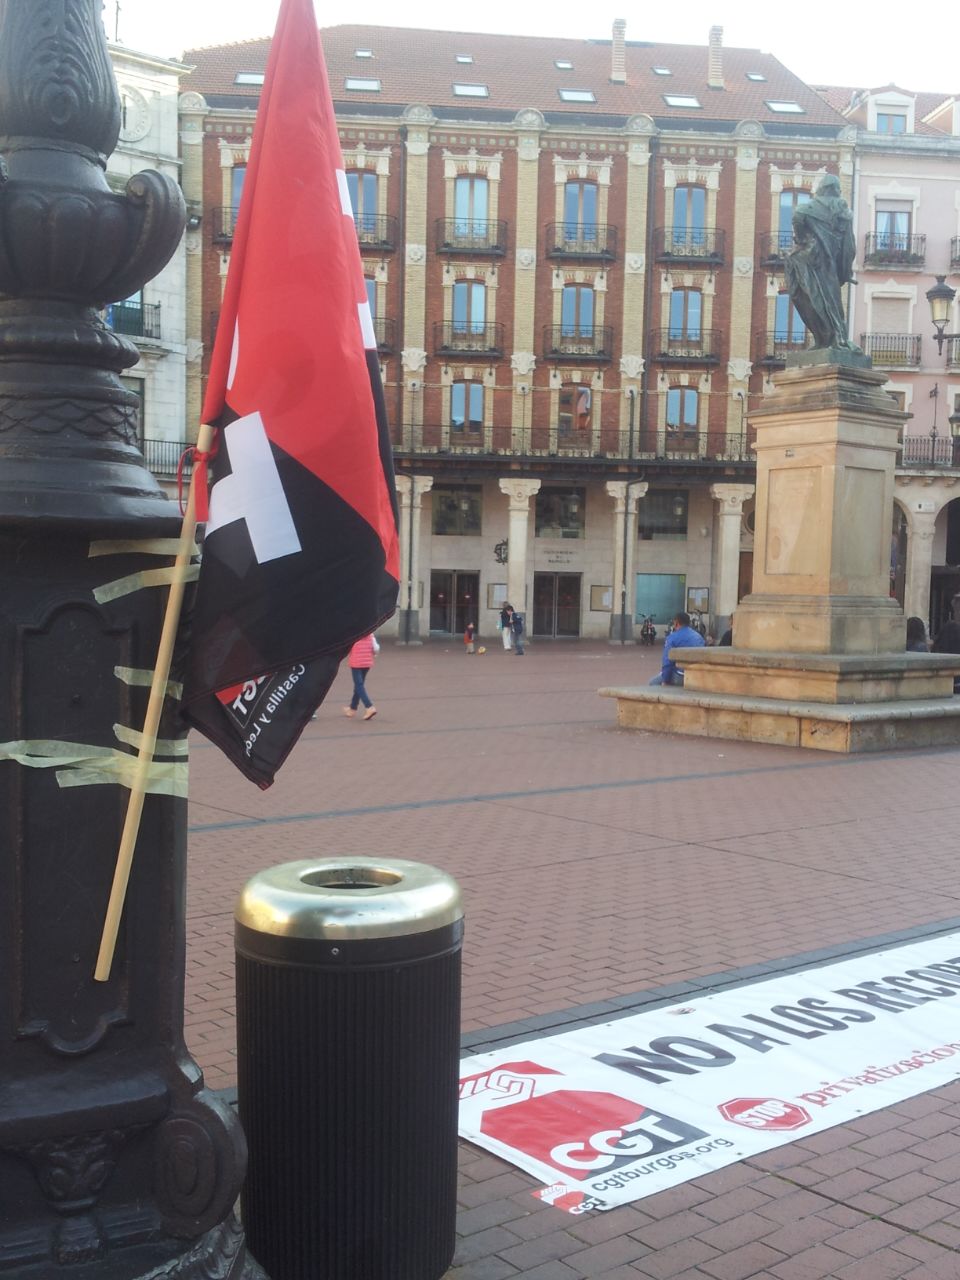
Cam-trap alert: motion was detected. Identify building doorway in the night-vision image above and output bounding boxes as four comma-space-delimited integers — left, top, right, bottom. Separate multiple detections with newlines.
533, 573, 581, 637
429, 570, 479, 634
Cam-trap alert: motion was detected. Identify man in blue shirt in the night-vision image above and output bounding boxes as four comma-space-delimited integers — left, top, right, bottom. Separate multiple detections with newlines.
649, 611, 706, 686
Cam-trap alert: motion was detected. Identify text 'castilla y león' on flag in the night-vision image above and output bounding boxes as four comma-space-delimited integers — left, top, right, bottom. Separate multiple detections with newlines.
178, 0, 399, 788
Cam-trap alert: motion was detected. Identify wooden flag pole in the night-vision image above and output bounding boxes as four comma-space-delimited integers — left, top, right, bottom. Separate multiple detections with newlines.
94, 422, 214, 982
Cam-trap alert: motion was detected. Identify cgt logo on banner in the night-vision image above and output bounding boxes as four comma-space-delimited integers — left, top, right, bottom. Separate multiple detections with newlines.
459, 934, 960, 1213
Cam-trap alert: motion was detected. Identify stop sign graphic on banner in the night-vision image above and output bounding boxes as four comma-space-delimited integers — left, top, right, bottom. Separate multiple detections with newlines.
481, 1089, 708, 1180
719, 1097, 812, 1131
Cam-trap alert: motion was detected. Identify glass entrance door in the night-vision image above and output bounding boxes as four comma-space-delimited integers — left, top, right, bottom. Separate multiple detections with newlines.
533, 573, 581, 637
429, 570, 479, 634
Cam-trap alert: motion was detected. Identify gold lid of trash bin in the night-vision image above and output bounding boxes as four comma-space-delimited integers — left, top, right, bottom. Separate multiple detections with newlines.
235, 857, 463, 941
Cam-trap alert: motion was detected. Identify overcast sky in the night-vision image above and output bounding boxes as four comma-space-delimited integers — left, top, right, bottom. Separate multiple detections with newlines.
109, 0, 957, 95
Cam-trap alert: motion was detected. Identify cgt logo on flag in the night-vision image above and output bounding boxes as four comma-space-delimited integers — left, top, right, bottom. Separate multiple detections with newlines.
480, 1088, 709, 1181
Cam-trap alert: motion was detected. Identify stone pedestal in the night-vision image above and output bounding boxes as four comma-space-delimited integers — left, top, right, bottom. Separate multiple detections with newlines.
601, 359, 960, 753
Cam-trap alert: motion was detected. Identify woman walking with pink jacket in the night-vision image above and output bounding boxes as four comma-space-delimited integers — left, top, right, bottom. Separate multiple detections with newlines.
344, 634, 378, 720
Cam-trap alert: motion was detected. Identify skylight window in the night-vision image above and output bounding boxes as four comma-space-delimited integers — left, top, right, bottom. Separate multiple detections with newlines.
345, 77, 381, 92
652, 67, 671, 76
663, 94, 701, 108
456, 54, 474, 64
746, 72, 766, 81
234, 72, 264, 86
766, 100, 805, 113
555, 59, 574, 70
355, 49, 374, 58
453, 83, 489, 97
558, 88, 596, 103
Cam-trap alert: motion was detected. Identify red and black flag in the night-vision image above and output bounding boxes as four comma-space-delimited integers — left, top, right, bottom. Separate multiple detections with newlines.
180, 0, 399, 788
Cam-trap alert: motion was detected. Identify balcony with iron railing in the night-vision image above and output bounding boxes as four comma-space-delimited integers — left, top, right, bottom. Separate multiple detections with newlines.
860, 332, 922, 366
435, 218, 507, 256
654, 227, 725, 264
862, 232, 926, 268
373, 316, 396, 353
758, 230, 793, 270
434, 321, 504, 357
390, 423, 752, 464
354, 213, 398, 252
542, 325, 614, 362
105, 301, 161, 340
545, 222, 617, 261
900, 434, 957, 467
755, 329, 809, 367
142, 438, 191, 478
948, 336, 960, 368
952, 237, 960, 271
212, 207, 240, 244
649, 328, 722, 364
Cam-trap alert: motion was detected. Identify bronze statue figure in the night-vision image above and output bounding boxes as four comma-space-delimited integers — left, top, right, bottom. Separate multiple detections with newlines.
784, 174, 859, 351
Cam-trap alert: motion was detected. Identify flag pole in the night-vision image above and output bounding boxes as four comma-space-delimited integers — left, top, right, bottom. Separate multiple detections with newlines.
94, 421, 214, 982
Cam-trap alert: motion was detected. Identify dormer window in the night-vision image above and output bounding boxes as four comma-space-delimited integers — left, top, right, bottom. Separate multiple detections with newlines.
746, 72, 766, 81
877, 112, 907, 134
345, 77, 381, 92
456, 54, 473, 64
663, 94, 701, 108
555, 59, 574, 69
234, 72, 264, 86
652, 67, 671, 76
453, 83, 489, 97
354, 49, 374, 59
558, 89, 596, 103
766, 100, 805, 113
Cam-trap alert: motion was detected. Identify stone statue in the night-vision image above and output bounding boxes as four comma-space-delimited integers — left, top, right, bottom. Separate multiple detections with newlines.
784, 174, 858, 352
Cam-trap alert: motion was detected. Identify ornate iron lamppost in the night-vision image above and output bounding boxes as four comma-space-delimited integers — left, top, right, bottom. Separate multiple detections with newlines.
0, 2, 259, 1276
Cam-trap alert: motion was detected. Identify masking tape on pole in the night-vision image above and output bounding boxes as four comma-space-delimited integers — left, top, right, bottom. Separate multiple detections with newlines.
94, 563, 200, 604
89, 539, 200, 559
114, 667, 184, 700
0, 740, 188, 797
112, 723, 188, 756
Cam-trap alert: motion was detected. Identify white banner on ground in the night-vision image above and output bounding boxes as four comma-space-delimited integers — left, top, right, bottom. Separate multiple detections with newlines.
459, 932, 960, 1214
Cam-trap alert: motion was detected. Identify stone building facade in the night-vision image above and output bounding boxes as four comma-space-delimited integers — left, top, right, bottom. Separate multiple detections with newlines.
180, 22, 862, 641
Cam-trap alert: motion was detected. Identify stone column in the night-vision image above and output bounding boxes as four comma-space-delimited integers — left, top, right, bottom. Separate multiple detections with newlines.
498, 478, 541, 615
904, 509, 937, 627
606, 480, 647, 643
395, 474, 433, 643
709, 483, 754, 636
400, 107, 433, 429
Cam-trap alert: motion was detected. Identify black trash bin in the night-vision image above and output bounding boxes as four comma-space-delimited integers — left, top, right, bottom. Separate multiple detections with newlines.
235, 857, 463, 1280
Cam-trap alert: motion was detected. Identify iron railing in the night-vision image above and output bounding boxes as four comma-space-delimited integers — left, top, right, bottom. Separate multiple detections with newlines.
373, 316, 395, 352
105, 301, 161, 340
142, 438, 191, 478
354, 213, 398, 251
860, 332, 922, 366
648, 328, 723, 363
758, 231, 793, 268
901, 435, 956, 467
654, 227, 725, 263
390, 424, 752, 463
435, 218, 507, 255
952, 237, 960, 271
545, 223, 617, 260
755, 329, 810, 365
434, 321, 504, 356
212, 206, 240, 243
543, 325, 614, 361
863, 232, 926, 266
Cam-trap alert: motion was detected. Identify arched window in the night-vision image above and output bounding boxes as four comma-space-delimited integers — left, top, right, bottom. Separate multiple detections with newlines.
778, 188, 810, 252
451, 381, 484, 433
563, 181, 598, 241
561, 285, 595, 336
669, 289, 702, 340
666, 386, 699, 439
346, 170, 378, 235
452, 280, 486, 333
672, 185, 706, 251
454, 175, 488, 236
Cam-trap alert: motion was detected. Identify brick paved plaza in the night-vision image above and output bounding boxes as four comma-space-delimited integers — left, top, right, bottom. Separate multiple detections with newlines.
185, 640, 960, 1279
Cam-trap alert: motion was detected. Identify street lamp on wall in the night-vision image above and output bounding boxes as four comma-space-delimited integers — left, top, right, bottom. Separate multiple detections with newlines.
926, 276, 958, 355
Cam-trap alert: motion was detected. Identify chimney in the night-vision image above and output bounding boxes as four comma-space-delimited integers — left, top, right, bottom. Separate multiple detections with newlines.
611, 18, 626, 84
708, 25, 724, 90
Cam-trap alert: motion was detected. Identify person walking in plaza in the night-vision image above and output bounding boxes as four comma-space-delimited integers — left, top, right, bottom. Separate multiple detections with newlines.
512, 610, 525, 655
464, 621, 476, 654
499, 602, 514, 651
343, 632, 378, 720
649, 610, 705, 686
